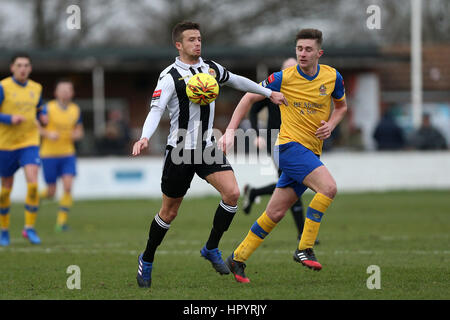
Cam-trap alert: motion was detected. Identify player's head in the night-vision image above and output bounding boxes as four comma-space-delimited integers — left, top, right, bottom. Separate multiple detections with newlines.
295, 29, 324, 70
421, 113, 431, 127
172, 21, 201, 61
54, 79, 74, 103
281, 57, 297, 70
10, 52, 32, 83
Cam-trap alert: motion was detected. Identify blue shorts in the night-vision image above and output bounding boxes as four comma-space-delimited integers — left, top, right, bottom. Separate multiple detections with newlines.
0, 146, 40, 177
274, 142, 323, 197
41, 155, 77, 184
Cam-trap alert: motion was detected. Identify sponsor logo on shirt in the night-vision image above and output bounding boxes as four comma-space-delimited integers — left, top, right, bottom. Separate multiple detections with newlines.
152, 89, 162, 101
208, 68, 217, 78
319, 84, 327, 96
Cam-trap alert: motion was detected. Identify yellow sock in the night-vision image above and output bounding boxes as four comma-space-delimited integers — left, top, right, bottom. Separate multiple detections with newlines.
0, 187, 12, 229
57, 212, 68, 226
233, 211, 277, 262
299, 193, 333, 250
57, 192, 72, 226
24, 183, 39, 228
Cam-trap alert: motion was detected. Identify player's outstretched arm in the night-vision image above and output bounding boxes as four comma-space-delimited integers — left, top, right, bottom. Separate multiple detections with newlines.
225, 73, 287, 106
218, 92, 265, 153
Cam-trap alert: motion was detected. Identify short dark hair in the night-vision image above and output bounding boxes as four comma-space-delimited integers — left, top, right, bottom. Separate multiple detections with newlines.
296, 29, 323, 47
10, 52, 32, 64
172, 21, 200, 45
54, 78, 73, 89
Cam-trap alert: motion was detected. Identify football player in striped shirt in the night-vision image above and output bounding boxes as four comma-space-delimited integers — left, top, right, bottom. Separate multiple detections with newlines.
39, 79, 84, 232
219, 29, 347, 282
0, 53, 47, 246
132, 21, 287, 288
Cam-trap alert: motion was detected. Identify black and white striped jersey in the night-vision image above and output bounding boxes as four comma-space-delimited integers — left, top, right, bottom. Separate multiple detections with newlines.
149, 57, 271, 150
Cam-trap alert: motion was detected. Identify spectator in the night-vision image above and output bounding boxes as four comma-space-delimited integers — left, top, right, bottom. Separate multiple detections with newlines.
409, 113, 447, 150
373, 111, 405, 150
97, 109, 131, 155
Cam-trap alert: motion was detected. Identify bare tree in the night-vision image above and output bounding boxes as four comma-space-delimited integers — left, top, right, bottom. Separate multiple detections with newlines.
0, 0, 448, 49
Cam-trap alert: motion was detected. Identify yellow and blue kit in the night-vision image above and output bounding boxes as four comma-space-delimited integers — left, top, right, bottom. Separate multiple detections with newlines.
40, 100, 82, 183
0, 76, 44, 177
0, 76, 44, 233
263, 64, 345, 155
262, 64, 345, 197
232, 64, 346, 262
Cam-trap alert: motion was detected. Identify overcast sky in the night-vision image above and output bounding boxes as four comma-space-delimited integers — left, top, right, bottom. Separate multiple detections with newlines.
0, 0, 448, 48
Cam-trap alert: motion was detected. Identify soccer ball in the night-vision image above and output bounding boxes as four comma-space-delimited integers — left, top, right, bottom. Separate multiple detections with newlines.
186, 73, 219, 105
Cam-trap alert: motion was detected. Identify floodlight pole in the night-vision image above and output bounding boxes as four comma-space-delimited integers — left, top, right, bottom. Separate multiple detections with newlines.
411, 0, 422, 129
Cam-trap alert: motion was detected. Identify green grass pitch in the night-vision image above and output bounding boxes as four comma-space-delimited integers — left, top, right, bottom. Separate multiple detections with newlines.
0, 190, 449, 300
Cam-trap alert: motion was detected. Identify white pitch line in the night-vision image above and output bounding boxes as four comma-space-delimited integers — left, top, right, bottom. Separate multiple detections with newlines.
1, 246, 449, 256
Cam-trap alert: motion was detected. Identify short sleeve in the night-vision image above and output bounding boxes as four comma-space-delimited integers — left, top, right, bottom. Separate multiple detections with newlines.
76, 108, 83, 124
36, 94, 44, 110
0, 84, 4, 105
260, 71, 283, 92
332, 70, 345, 100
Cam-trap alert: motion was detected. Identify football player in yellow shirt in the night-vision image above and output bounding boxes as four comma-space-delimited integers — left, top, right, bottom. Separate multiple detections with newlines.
40, 79, 84, 232
0, 53, 48, 246
219, 29, 348, 282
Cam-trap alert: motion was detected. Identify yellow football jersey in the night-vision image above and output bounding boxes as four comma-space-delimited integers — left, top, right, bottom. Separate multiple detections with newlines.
40, 100, 82, 157
261, 64, 346, 155
0, 77, 43, 150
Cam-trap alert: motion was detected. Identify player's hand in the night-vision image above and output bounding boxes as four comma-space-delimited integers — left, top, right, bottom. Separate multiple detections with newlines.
132, 138, 149, 156
218, 129, 235, 154
315, 120, 332, 140
253, 136, 266, 150
47, 131, 59, 141
11, 114, 26, 125
269, 91, 288, 106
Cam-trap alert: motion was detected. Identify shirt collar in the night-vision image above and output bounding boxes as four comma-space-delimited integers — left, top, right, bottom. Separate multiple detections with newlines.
12, 76, 28, 87
297, 64, 320, 81
175, 56, 204, 70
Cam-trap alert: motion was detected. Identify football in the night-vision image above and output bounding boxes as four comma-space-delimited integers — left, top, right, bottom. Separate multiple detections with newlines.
186, 73, 219, 105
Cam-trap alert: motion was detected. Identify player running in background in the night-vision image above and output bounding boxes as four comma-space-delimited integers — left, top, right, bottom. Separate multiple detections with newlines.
243, 57, 315, 243
0, 53, 47, 246
39, 79, 84, 232
219, 29, 347, 282
131, 21, 287, 288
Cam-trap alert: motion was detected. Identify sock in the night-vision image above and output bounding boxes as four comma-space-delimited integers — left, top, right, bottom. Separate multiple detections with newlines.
290, 198, 305, 238
57, 192, 72, 226
24, 183, 39, 229
142, 213, 170, 263
233, 211, 277, 262
0, 187, 12, 230
298, 193, 332, 250
205, 200, 238, 250
251, 183, 277, 199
